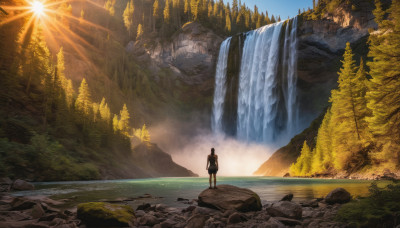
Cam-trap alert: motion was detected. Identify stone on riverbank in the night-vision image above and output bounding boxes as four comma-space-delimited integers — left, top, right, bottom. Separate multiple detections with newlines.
77, 202, 135, 227
266, 201, 302, 219
11, 179, 34, 191
325, 188, 351, 204
198, 185, 262, 212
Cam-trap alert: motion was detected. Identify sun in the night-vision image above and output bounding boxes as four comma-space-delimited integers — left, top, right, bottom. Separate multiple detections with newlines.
30, 1, 44, 16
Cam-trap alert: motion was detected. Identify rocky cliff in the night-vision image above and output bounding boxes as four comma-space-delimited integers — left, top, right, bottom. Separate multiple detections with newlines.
255, 0, 377, 176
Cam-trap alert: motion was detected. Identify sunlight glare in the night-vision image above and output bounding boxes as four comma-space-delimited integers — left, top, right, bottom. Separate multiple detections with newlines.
31, 1, 44, 16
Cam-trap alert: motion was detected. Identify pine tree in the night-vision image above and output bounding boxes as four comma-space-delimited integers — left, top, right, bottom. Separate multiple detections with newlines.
330, 43, 364, 170
104, 0, 115, 16
123, 0, 135, 37
289, 141, 313, 176
366, 0, 400, 165
118, 104, 130, 136
112, 114, 119, 133
373, 0, 385, 26
140, 124, 151, 146
99, 98, 111, 124
22, 29, 51, 95
225, 13, 231, 32
312, 109, 334, 174
137, 24, 143, 39
153, 0, 160, 31
75, 78, 92, 116
164, 0, 171, 23
191, 0, 199, 21
184, 0, 191, 20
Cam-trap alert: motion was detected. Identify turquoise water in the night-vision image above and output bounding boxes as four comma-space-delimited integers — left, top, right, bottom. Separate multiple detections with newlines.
11, 177, 375, 209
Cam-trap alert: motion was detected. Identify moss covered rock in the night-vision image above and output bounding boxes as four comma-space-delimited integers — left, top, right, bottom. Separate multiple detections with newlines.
77, 202, 135, 227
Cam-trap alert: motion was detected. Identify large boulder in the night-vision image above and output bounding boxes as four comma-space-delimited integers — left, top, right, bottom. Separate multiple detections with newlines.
324, 188, 351, 204
77, 202, 135, 227
266, 201, 302, 220
198, 185, 262, 212
11, 179, 34, 191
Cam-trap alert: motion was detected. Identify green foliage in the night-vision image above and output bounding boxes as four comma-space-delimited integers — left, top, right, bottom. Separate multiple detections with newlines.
337, 182, 400, 227
123, 0, 135, 37
290, 141, 313, 176
366, 0, 400, 167
140, 124, 151, 146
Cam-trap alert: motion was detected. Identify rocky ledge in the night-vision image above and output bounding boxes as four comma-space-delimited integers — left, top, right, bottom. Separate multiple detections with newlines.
0, 186, 354, 228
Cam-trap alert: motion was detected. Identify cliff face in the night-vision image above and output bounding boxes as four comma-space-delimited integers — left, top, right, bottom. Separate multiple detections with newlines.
255, 1, 377, 176
129, 22, 223, 86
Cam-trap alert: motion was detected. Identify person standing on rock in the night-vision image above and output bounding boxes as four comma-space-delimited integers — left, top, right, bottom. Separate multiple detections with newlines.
206, 148, 218, 189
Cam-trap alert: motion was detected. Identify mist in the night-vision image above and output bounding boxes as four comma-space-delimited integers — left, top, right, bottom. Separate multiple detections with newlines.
150, 118, 276, 177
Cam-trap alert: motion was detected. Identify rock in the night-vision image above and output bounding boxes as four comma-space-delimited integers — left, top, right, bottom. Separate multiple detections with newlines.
325, 188, 351, 204
138, 214, 159, 226
185, 214, 209, 228
280, 194, 293, 202
198, 185, 262, 212
182, 205, 196, 213
77, 202, 135, 227
274, 217, 302, 226
266, 201, 302, 220
177, 197, 189, 201
136, 203, 151, 211
0, 178, 12, 192
135, 210, 146, 217
300, 199, 319, 208
11, 179, 34, 191
222, 209, 235, 218
228, 212, 247, 224
158, 219, 177, 228
264, 217, 286, 228
192, 206, 219, 215
11, 197, 36, 210
31, 203, 45, 219
283, 173, 290, 177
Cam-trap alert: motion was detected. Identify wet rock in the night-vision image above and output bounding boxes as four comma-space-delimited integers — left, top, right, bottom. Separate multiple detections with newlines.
300, 199, 319, 208
198, 185, 262, 212
0, 210, 31, 222
228, 212, 247, 224
136, 203, 151, 211
185, 214, 209, 228
266, 201, 302, 220
0, 178, 12, 192
274, 217, 302, 226
11, 179, 34, 191
264, 217, 286, 228
222, 209, 235, 218
182, 205, 196, 213
139, 214, 159, 226
11, 197, 36, 210
77, 202, 135, 227
156, 219, 177, 228
192, 206, 219, 215
177, 198, 189, 201
31, 203, 45, 219
280, 193, 293, 202
325, 188, 351, 204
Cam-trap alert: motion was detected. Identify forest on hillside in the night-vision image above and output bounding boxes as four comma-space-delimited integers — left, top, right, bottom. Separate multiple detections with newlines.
290, 0, 400, 177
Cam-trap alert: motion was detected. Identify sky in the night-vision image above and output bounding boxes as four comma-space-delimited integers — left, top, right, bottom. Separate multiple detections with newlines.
224, 0, 314, 19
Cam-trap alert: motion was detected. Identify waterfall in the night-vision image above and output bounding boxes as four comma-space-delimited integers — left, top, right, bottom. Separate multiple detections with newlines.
211, 37, 232, 134
212, 17, 299, 145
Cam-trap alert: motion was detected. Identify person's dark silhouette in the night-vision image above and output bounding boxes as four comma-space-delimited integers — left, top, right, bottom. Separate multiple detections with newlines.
206, 148, 218, 189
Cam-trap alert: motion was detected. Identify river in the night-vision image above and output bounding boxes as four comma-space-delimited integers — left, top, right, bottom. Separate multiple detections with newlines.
11, 177, 375, 209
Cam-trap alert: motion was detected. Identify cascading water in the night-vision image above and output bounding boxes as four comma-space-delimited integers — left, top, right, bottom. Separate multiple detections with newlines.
212, 17, 299, 145
211, 37, 232, 134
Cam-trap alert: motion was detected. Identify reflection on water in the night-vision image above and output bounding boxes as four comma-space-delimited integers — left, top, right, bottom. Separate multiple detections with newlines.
11, 177, 380, 209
